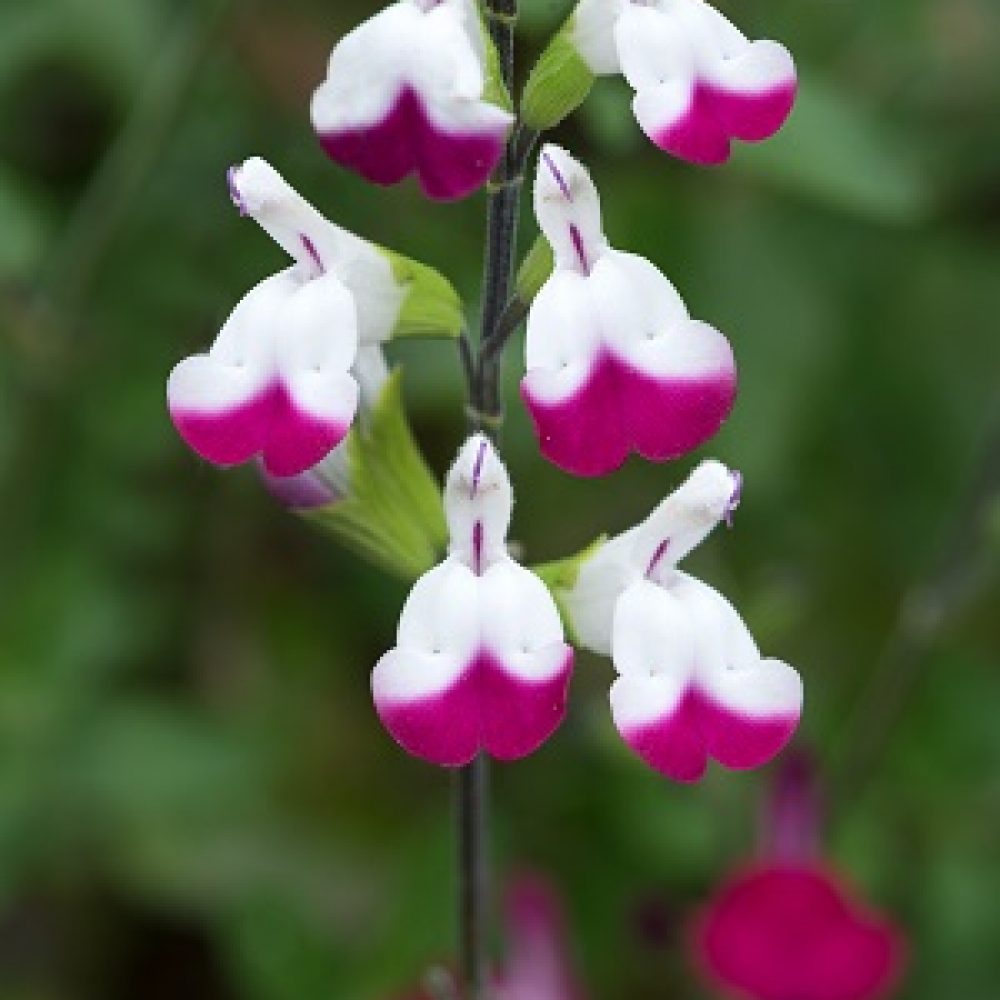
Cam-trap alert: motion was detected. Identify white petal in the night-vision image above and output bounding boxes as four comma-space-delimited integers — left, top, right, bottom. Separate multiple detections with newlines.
229, 157, 402, 345
274, 271, 360, 430
630, 459, 741, 579
478, 558, 567, 682
611, 578, 697, 680
444, 434, 513, 570
615, 4, 696, 93
571, 0, 629, 76
523, 269, 602, 402
167, 271, 289, 415
534, 145, 606, 274
562, 529, 638, 656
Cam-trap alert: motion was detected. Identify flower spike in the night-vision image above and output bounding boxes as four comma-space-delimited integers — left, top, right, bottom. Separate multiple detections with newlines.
372, 436, 574, 766
311, 0, 514, 200
558, 461, 802, 782
521, 146, 736, 477
571, 0, 796, 164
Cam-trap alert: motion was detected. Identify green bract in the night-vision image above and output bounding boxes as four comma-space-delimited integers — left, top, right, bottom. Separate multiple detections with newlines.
384, 249, 465, 340
521, 23, 595, 132
306, 369, 447, 580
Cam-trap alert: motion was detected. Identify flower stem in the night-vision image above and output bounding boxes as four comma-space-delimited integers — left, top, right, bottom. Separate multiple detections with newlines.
456, 3, 523, 999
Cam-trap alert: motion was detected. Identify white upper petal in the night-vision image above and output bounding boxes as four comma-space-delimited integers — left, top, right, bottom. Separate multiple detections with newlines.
534, 145, 607, 274
229, 157, 401, 345
615, 4, 697, 92
571, 0, 629, 75
479, 558, 569, 681
166, 271, 291, 413
632, 458, 740, 580
444, 434, 513, 570
274, 271, 360, 425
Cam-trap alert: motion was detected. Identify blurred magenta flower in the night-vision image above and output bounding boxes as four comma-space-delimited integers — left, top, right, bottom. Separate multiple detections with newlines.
571, 0, 796, 164
561, 460, 802, 781
521, 146, 736, 476
372, 435, 573, 765
691, 755, 907, 1000
393, 876, 584, 1000
311, 0, 514, 200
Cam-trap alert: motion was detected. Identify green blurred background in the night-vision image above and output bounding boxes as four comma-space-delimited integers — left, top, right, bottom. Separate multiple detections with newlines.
1, 0, 998, 997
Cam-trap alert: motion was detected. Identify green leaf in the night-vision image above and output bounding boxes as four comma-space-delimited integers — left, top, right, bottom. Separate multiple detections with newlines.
532, 536, 606, 644
383, 249, 465, 340
306, 369, 447, 581
521, 21, 595, 131
515, 233, 555, 306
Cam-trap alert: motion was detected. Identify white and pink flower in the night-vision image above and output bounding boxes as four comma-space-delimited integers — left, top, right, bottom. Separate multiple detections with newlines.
311, 0, 514, 200
521, 146, 736, 477
572, 0, 796, 164
372, 435, 573, 766
563, 459, 802, 782
167, 158, 409, 478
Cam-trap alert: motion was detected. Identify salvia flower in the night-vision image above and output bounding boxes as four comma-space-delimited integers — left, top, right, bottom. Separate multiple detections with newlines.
572, 0, 796, 164
311, 0, 514, 200
168, 158, 460, 478
691, 756, 907, 1000
562, 459, 802, 781
372, 435, 573, 765
521, 146, 736, 477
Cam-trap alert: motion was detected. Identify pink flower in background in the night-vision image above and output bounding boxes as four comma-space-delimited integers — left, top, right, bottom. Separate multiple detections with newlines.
562, 460, 802, 781
371, 435, 573, 765
690, 755, 907, 1000
311, 0, 514, 200
571, 0, 796, 164
168, 159, 403, 478
393, 876, 584, 1000
521, 146, 736, 477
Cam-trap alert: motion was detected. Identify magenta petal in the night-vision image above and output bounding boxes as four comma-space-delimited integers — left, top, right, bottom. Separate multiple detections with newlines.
621, 362, 737, 464
693, 864, 907, 1000
521, 359, 629, 477
619, 689, 710, 783
708, 80, 798, 143
170, 387, 276, 469
700, 698, 799, 773
374, 648, 573, 767
318, 88, 506, 201
521, 354, 735, 478
619, 689, 797, 783
171, 385, 349, 477
651, 85, 733, 165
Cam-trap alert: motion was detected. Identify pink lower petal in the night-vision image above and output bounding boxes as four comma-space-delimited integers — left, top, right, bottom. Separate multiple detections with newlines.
707, 80, 798, 143
521, 354, 735, 477
317, 88, 507, 201
374, 648, 573, 767
650, 81, 797, 165
618, 688, 797, 783
171, 384, 349, 477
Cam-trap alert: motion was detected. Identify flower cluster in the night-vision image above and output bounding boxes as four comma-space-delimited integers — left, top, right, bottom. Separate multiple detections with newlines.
166, 0, 804, 783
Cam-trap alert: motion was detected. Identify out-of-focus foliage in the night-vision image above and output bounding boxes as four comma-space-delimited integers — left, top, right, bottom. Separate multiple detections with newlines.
0, 0, 997, 998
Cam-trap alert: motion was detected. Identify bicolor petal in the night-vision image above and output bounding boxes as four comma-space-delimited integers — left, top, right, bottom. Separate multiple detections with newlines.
372, 436, 573, 766
311, 0, 514, 200
167, 269, 360, 476
522, 147, 735, 477
571, 0, 796, 165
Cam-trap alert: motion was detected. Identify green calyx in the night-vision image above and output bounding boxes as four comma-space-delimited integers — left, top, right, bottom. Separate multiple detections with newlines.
521, 22, 595, 132
384, 249, 464, 340
531, 536, 606, 645
305, 369, 447, 581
